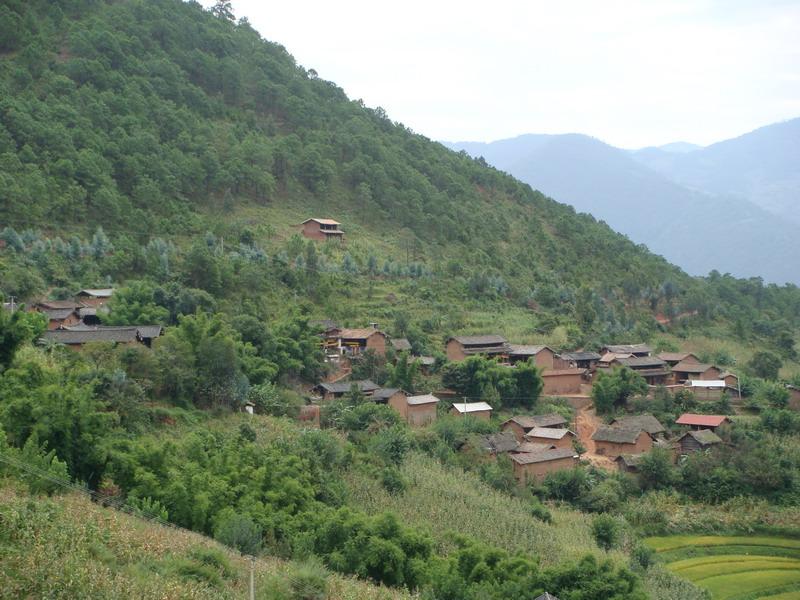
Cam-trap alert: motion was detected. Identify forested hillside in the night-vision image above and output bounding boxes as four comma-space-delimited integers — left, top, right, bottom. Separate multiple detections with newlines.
1, 1, 800, 599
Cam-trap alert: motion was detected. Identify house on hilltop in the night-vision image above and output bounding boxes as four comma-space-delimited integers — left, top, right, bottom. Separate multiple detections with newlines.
446, 335, 510, 362
300, 218, 344, 241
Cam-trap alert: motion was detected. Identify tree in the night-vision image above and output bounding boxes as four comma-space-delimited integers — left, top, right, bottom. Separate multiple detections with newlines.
592, 367, 648, 414
0, 307, 45, 372
591, 514, 620, 551
748, 350, 782, 380
210, 1, 235, 21
637, 448, 677, 490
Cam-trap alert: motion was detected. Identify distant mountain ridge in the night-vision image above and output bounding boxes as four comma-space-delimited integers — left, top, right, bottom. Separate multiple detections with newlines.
446, 121, 800, 284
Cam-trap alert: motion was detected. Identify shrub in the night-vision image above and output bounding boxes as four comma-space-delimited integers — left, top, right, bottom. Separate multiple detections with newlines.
591, 514, 620, 551
529, 499, 552, 524
213, 510, 263, 555
288, 559, 329, 600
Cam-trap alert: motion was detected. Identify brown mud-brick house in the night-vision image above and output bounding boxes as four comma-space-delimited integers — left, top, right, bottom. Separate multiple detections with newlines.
450, 401, 493, 420
675, 413, 730, 431
513, 441, 557, 454
501, 413, 568, 442
592, 426, 653, 458
313, 380, 380, 401
722, 372, 741, 398
677, 429, 722, 454
671, 361, 721, 384
609, 414, 666, 439
560, 351, 601, 371
338, 328, 387, 358
524, 427, 576, 450
372, 388, 407, 406
390, 393, 439, 426
507, 345, 555, 368
445, 335, 510, 362
611, 356, 670, 385
300, 218, 344, 242
75, 288, 113, 307
658, 352, 700, 368
41, 325, 162, 349
541, 368, 589, 395
32, 300, 83, 330
600, 343, 652, 357
510, 448, 578, 483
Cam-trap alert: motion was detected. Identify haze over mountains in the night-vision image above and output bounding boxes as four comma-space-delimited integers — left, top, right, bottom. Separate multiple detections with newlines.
445, 119, 800, 285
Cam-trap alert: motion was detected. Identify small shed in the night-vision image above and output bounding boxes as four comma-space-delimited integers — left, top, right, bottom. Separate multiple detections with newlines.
677, 429, 722, 454
524, 427, 576, 450
592, 426, 653, 457
450, 401, 493, 420
615, 454, 643, 473
510, 448, 578, 483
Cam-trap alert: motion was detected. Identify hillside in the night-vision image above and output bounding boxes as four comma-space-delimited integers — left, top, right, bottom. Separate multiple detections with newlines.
445, 133, 800, 284
633, 118, 800, 224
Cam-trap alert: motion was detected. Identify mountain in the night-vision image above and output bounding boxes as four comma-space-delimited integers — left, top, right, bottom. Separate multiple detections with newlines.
654, 142, 702, 154
446, 134, 800, 284
632, 118, 800, 224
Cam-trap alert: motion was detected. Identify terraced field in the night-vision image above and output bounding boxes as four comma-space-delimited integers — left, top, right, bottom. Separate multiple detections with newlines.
647, 536, 800, 600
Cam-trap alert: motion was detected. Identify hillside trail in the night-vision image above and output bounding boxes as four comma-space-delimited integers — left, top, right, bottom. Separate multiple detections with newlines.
574, 404, 615, 470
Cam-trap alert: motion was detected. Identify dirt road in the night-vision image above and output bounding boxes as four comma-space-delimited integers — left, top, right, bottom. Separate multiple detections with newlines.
574, 404, 615, 470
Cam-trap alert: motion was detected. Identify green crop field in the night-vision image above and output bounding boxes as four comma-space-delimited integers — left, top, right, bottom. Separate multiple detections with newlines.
647, 536, 800, 600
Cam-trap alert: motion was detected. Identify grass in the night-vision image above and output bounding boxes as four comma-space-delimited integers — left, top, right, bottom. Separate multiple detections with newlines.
647, 534, 800, 600
0, 482, 409, 600
344, 451, 624, 566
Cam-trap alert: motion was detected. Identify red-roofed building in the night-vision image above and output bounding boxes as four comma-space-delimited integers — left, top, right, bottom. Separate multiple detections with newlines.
675, 413, 730, 431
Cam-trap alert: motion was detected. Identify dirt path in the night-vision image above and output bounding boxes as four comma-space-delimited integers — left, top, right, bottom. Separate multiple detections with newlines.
574, 404, 615, 470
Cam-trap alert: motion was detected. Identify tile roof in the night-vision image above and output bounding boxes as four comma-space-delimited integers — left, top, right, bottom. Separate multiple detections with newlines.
449, 334, 507, 346
658, 352, 696, 362
41, 308, 76, 320
316, 380, 380, 394
676, 413, 729, 427
610, 414, 666, 435
36, 300, 84, 310
615, 356, 667, 369
451, 401, 493, 413
680, 429, 722, 446
373, 388, 402, 400
338, 328, 384, 340
303, 218, 340, 225
508, 344, 550, 356
525, 427, 574, 440
604, 344, 652, 354
592, 426, 649, 444
43, 327, 139, 344
510, 448, 576, 465
504, 413, 567, 430
541, 368, 587, 376
481, 432, 520, 453
515, 442, 556, 453
76, 288, 114, 297
406, 393, 440, 405
561, 351, 601, 361
673, 361, 717, 373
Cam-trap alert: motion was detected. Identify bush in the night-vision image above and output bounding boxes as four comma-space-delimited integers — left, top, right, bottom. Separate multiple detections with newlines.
213, 510, 263, 555
591, 514, 620, 551
529, 499, 552, 524
381, 466, 407, 495
288, 559, 329, 600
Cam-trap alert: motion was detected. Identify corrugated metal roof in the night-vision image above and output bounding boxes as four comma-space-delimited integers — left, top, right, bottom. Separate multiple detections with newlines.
407, 393, 440, 405
451, 401, 493, 413
525, 427, 573, 440
685, 380, 726, 388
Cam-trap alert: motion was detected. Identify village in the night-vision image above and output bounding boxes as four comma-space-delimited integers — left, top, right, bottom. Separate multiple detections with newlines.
15, 219, 790, 491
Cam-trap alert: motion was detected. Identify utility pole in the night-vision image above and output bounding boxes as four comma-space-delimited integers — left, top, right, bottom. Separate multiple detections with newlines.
249, 555, 255, 600
8, 296, 15, 313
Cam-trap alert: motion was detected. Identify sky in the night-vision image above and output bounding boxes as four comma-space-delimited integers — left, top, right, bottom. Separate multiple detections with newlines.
206, 0, 800, 148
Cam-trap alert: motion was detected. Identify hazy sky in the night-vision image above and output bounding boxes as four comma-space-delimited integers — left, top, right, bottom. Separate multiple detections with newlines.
206, 0, 800, 148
